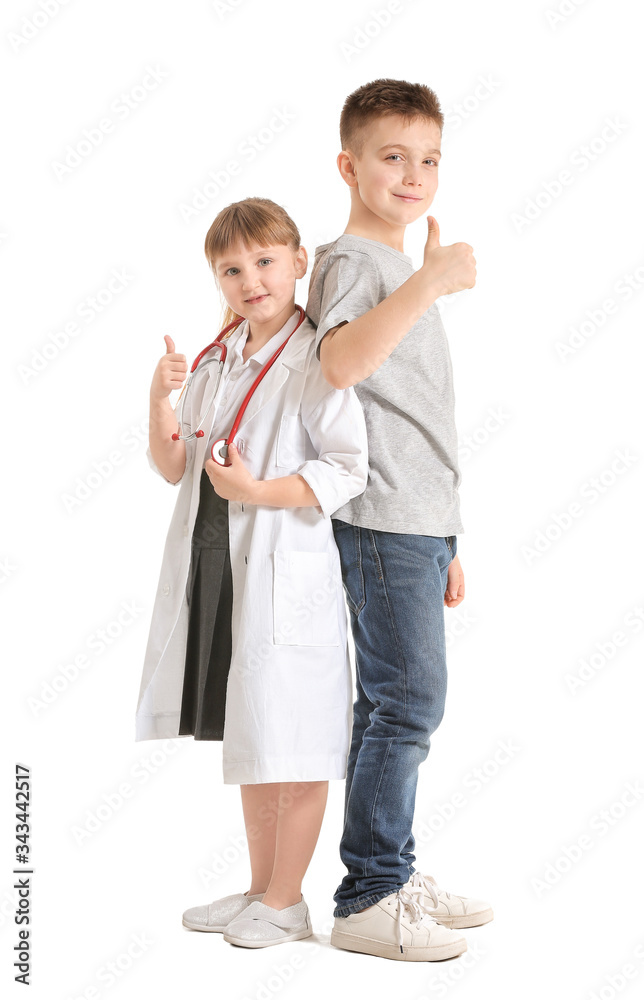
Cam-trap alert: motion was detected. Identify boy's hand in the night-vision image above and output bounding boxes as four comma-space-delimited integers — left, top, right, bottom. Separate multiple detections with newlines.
422, 216, 477, 298
204, 443, 258, 503
151, 335, 188, 401
444, 553, 465, 608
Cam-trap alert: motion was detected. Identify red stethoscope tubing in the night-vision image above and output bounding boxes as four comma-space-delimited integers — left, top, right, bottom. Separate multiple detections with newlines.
187, 312, 246, 374
173, 305, 306, 465
170, 314, 245, 442
212, 303, 306, 464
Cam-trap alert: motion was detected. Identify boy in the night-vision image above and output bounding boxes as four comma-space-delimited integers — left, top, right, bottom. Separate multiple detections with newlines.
306, 79, 493, 962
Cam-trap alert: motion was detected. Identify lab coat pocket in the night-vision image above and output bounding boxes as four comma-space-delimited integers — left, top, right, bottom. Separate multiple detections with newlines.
272, 550, 340, 646
275, 413, 308, 471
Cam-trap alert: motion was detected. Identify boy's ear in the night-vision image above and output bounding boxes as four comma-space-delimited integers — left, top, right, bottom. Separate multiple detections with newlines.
337, 150, 358, 188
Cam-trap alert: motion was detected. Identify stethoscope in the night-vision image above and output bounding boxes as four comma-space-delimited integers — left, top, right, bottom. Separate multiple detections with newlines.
172, 304, 306, 465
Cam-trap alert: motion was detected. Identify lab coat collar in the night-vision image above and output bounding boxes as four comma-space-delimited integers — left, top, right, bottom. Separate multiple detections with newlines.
229, 308, 309, 373
203, 308, 311, 441
231, 324, 277, 369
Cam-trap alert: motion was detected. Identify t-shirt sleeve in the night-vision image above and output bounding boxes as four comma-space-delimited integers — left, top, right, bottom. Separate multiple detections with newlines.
308, 250, 381, 361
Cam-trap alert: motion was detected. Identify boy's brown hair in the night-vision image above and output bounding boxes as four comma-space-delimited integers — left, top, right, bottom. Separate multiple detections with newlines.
340, 78, 444, 156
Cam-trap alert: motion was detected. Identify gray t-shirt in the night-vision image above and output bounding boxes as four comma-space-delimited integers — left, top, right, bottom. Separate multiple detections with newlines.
306, 233, 463, 536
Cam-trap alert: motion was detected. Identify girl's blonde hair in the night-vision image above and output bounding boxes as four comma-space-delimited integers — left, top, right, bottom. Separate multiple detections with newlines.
204, 197, 301, 331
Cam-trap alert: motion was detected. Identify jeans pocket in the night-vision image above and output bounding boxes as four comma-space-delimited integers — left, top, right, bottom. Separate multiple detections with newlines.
272, 550, 340, 646
332, 520, 366, 616
445, 535, 457, 558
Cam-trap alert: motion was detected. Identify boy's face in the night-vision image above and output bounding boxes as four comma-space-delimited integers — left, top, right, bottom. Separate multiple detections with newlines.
213, 241, 307, 321
344, 114, 442, 230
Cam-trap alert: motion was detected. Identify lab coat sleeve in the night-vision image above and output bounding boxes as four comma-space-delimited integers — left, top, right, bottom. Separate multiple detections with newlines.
296, 377, 369, 520
146, 436, 197, 485
146, 389, 192, 484
146, 444, 180, 485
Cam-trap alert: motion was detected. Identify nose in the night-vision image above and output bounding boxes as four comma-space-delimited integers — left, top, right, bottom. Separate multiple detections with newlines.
402, 164, 423, 187
241, 270, 261, 292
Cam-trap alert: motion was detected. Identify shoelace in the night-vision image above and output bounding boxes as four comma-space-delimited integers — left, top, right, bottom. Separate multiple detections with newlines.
408, 871, 451, 908
393, 885, 439, 953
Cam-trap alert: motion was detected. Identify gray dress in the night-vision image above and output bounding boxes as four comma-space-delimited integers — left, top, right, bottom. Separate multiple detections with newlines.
178, 469, 233, 740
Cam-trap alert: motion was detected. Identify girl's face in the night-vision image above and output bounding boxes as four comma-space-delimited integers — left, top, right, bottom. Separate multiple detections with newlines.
213, 241, 307, 324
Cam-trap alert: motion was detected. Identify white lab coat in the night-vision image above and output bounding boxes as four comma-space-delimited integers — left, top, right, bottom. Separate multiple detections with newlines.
135, 314, 369, 784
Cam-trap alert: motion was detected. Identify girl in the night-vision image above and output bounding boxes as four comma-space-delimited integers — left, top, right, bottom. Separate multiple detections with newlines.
135, 198, 368, 948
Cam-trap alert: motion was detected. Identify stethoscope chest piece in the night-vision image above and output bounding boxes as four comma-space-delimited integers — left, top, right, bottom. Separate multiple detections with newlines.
211, 438, 230, 466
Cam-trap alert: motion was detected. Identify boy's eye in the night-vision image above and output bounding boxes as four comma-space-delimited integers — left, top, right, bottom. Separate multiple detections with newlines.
225, 266, 240, 276
385, 154, 439, 165
258, 258, 272, 267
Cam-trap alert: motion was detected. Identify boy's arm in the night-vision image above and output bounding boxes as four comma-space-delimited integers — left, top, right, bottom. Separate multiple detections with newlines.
320, 217, 476, 390
320, 267, 441, 389
444, 553, 465, 607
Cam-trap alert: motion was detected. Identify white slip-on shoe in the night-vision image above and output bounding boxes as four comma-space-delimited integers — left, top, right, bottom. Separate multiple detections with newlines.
223, 898, 312, 948
330, 886, 467, 962
406, 871, 494, 928
182, 891, 264, 932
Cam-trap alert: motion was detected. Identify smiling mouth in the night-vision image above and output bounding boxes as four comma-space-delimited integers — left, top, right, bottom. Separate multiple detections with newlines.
245, 294, 269, 304
393, 194, 422, 202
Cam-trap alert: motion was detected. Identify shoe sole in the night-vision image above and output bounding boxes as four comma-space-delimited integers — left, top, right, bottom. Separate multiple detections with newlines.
223, 927, 313, 948
182, 919, 226, 932
432, 908, 494, 929
330, 929, 467, 962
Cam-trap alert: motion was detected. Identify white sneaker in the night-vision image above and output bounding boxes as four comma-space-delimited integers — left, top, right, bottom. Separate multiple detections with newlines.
223, 897, 312, 948
330, 886, 467, 961
182, 890, 264, 932
406, 871, 494, 928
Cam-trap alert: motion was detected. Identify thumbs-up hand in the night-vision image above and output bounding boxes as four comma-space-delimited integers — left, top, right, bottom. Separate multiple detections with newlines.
422, 215, 476, 297
150, 334, 188, 400
424, 215, 442, 254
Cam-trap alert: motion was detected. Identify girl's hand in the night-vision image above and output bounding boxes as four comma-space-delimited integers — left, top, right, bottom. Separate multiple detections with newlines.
204, 444, 258, 503
444, 553, 465, 608
151, 335, 188, 401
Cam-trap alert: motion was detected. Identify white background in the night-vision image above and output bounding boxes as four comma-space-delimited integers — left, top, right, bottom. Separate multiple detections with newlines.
3, 0, 643, 997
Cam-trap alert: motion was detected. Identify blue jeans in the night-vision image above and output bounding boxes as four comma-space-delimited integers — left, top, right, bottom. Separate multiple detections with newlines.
331, 518, 457, 917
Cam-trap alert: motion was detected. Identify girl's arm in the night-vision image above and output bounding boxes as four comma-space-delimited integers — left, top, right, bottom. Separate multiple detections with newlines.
293, 383, 369, 518
204, 353, 369, 513
149, 394, 186, 485
148, 336, 188, 485
252, 472, 319, 508
205, 380, 369, 515
205, 445, 320, 507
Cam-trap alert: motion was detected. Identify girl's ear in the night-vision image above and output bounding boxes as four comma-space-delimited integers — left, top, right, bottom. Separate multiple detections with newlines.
294, 245, 308, 279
